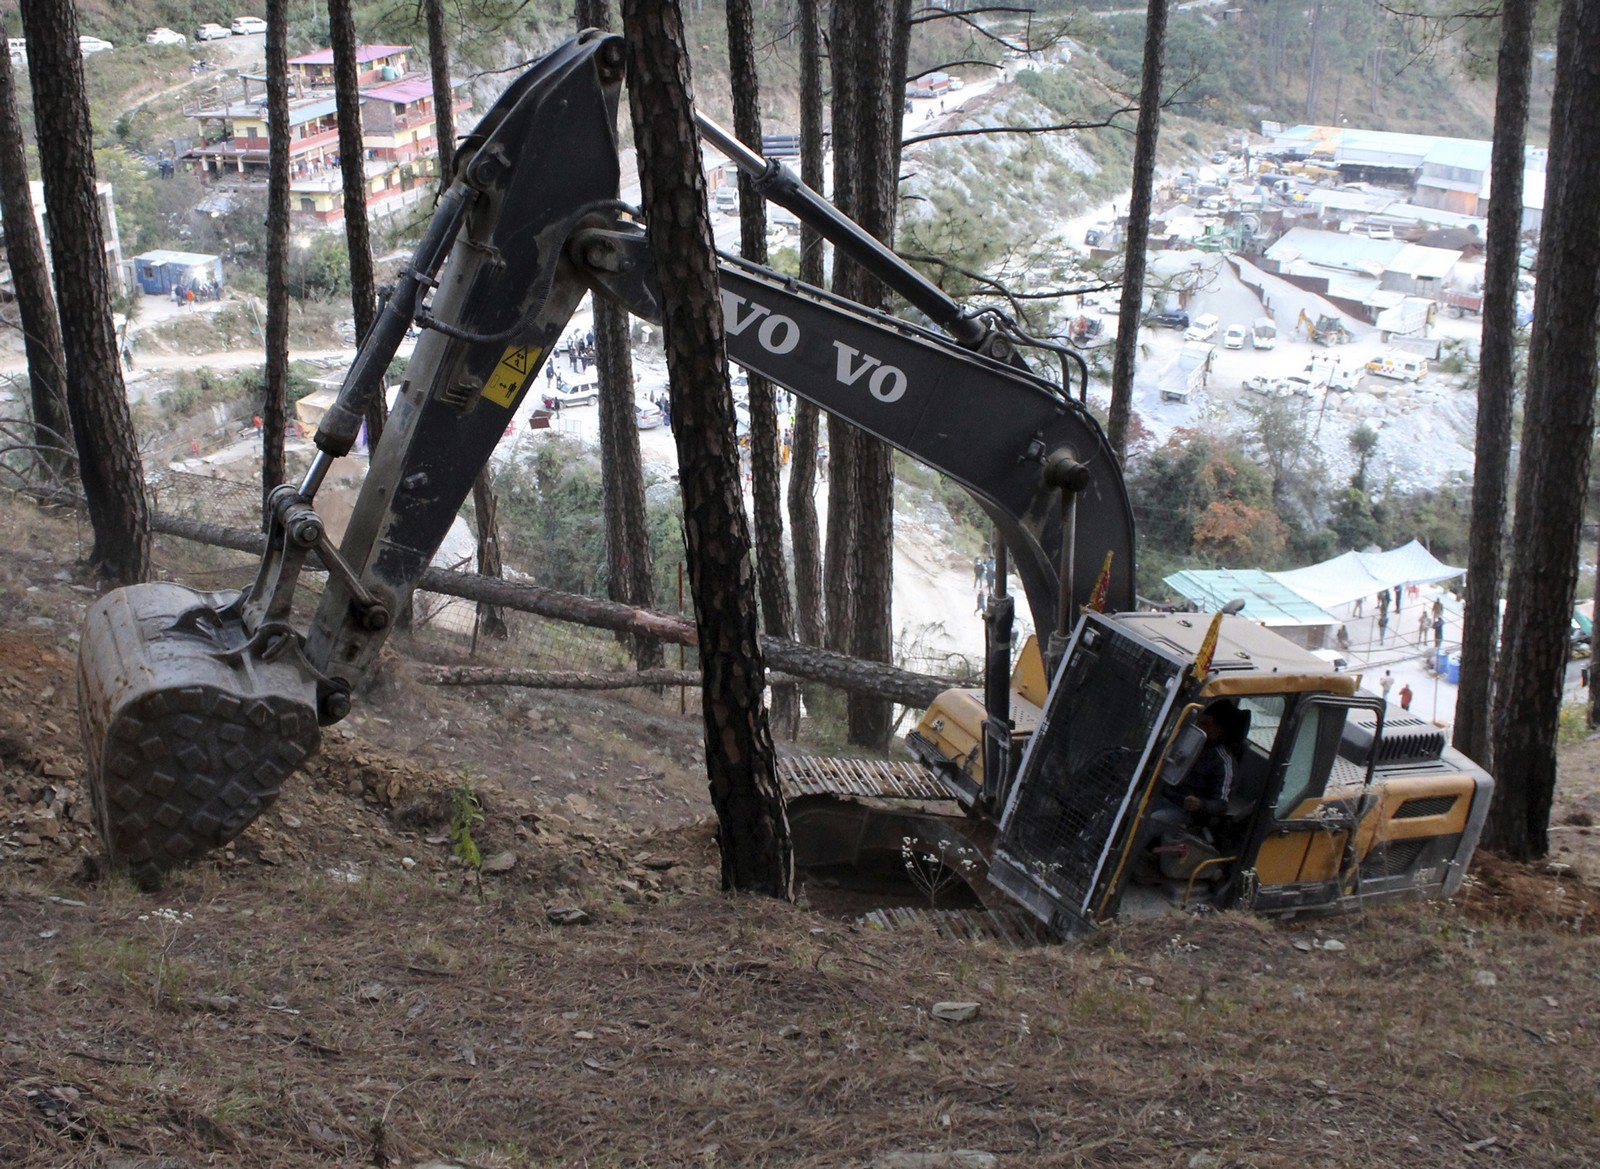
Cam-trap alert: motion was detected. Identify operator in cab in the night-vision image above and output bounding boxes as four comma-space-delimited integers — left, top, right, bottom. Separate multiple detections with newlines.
1161, 699, 1246, 832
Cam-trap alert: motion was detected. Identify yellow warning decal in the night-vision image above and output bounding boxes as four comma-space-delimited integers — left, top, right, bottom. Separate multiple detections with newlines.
483, 344, 542, 409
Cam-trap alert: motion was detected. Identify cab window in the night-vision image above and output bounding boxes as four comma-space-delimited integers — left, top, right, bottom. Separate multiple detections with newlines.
1274, 702, 1349, 818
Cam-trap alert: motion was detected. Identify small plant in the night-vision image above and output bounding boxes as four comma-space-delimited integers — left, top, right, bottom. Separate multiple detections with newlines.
450, 780, 485, 871
136, 906, 192, 1006
900, 835, 979, 908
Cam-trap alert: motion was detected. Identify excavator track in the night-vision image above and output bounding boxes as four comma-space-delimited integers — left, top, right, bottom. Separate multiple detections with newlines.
776, 753, 957, 803
859, 906, 1056, 946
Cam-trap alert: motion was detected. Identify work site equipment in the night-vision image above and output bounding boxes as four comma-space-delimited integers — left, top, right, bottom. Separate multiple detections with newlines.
77, 33, 1491, 934
1298, 309, 1351, 345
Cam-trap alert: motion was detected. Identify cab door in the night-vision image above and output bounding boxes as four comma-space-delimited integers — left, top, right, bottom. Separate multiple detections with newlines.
1243, 694, 1381, 915
988, 616, 1189, 935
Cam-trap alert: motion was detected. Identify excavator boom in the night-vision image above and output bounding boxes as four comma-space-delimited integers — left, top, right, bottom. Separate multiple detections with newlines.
75, 33, 1128, 879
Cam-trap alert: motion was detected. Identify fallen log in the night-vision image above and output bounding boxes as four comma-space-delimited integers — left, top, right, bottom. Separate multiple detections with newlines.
149, 512, 967, 708
416, 666, 701, 690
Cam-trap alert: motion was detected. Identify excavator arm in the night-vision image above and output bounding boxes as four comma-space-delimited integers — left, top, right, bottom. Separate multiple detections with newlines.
75, 32, 1133, 877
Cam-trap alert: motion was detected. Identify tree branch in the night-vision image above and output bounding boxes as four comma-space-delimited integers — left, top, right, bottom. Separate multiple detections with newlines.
903, 111, 1134, 148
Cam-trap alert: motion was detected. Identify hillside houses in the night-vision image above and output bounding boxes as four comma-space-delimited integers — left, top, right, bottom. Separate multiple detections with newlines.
181, 43, 471, 226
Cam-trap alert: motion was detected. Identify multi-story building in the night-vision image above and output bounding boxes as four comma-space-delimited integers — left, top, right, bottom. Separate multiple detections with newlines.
7, 180, 126, 295
181, 43, 470, 227
287, 44, 410, 88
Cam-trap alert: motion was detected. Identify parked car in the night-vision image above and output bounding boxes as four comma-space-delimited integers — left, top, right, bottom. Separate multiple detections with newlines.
634, 400, 663, 429
1241, 375, 1291, 397
1183, 313, 1220, 342
1222, 322, 1247, 350
541, 381, 599, 410
195, 23, 231, 41
7, 37, 25, 64
1143, 308, 1190, 331
230, 16, 267, 34
146, 27, 187, 45
78, 36, 115, 56
714, 187, 738, 214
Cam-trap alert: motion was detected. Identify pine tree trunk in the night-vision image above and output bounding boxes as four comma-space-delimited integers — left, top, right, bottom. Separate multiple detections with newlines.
1453, 0, 1533, 767
576, 0, 659, 671
854, 0, 909, 750
0, 24, 72, 481
1304, 0, 1325, 122
787, 0, 825, 659
329, 0, 383, 448
261, 0, 291, 517
727, 0, 799, 735
1107, 0, 1169, 462
1486, 0, 1600, 860
594, 295, 660, 666
824, 1, 870, 658
829, 0, 905, 749
468, 473, 509, 640
18, 0, 149, 583
621, 0, 790, 898
426, 0, 455, 194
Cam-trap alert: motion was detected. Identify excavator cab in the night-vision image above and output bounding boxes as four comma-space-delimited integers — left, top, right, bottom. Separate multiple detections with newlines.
984, 611, 1492, 935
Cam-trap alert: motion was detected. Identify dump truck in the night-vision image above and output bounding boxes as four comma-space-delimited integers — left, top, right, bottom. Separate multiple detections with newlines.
76, 34, 1492, 936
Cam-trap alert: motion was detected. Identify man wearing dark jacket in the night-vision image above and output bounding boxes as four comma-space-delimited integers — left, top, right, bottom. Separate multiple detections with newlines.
1162, 699, 1243, 830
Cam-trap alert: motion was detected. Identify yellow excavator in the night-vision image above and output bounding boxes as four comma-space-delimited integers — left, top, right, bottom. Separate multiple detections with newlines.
1298, 308, 1352, 346
75, 34, 1491, 936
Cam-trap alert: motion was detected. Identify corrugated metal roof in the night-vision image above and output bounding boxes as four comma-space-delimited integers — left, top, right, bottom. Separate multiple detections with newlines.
361, 77, 434, 104
1264, 226, 1405, 270
1423, 138, 1493, 171
289, 44, 409, 65
1163, 569, 1335, 628
1386, 243, 1461, 280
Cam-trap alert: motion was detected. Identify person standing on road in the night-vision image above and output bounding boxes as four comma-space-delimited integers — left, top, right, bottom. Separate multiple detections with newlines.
1377, 610, 1389, 645
1352, 595, 1364, 618
1433, 615, 1445, 649
1417, 610, 1430, 645
1399, 683, 1413, 711
1380, 670, 1394, 703
1394, 584, 1403, 613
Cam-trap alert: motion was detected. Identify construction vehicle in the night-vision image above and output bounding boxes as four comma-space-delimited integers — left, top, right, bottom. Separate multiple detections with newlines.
1298, 309, 1351, 346
76, 34, 1491, 936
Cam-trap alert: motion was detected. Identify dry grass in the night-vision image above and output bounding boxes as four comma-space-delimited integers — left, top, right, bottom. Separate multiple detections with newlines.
2, 499, 1600, 1167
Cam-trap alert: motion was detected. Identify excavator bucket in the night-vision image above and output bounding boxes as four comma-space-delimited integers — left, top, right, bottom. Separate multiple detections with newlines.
76, 582, 320, 881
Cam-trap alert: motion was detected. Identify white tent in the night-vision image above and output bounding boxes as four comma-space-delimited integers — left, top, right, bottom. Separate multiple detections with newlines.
1269, 539, 1463, 610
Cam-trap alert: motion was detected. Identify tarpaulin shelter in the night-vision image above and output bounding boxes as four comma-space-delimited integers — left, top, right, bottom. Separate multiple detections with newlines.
1162, 568, 1337, 650
1269, 539, 1463, 610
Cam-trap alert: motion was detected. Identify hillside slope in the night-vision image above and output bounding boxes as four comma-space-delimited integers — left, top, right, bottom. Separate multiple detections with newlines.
4, 503, 1600, 1167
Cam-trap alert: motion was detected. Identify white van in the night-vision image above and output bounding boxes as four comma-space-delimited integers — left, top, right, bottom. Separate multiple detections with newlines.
1183, 313, 1220, 342
1365, 353, 1428, 381
714, 187, 738, 214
